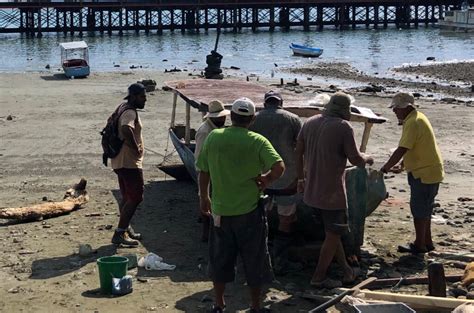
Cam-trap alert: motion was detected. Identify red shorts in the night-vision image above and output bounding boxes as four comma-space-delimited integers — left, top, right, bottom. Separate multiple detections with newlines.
114, 168, 144, 203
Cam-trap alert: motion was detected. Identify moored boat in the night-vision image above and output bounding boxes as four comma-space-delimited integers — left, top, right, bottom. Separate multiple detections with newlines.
289, 43, 323, 57
59, 41, 90, 78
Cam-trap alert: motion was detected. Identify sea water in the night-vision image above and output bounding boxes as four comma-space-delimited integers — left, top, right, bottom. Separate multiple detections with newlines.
0, 27, 472, 79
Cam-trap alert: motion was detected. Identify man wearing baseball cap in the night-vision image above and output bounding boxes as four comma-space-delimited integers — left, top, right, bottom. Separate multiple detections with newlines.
196, 97, 285, 313
250, 90, 303, 276
111, 83, 147, 246
194, 99, 230, 242
381, 92, 444, 254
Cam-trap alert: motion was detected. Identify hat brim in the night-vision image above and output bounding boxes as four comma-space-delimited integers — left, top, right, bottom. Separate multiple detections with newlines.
205, 109, 230, 118
388, 102, 412, 109
265, 95, 282, 102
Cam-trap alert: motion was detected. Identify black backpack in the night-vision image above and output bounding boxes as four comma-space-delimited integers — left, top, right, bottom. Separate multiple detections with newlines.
100, 103, 137, 166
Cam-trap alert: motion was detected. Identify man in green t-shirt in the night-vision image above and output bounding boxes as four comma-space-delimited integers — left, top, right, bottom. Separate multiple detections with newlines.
196, 97, 284, 313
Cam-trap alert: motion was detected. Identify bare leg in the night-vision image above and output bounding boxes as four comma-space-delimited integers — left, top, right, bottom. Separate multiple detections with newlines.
249, 286, 261, 310
333, 241, 353, 282
213, 282, 226, 309
311, 231, 340, 282
413, 218, 428, 250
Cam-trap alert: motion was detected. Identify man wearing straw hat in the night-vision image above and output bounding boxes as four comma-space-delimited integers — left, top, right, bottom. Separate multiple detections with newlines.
296, 92, 373, 288
381, 92, 443, 254
250, 90, 303, 276
194, 100, 230, 242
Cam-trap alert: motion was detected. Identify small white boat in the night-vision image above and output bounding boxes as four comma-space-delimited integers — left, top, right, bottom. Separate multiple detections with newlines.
289, 43, 323, 57
59, 41, 90, 78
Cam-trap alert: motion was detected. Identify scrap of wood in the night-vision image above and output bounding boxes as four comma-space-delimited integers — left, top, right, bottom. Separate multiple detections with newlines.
429, 251, 474, 263
308, 277, 377, 313
366, 274, 462, 289
0, 179, 88, 221
341, 288, 474, 310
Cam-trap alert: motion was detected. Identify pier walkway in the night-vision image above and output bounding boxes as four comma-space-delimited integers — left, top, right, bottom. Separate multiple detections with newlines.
0, 0, 461, 36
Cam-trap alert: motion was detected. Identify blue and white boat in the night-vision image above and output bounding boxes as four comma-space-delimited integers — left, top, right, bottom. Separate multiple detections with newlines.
59, 41, 90, 78
289, 43, 323, 57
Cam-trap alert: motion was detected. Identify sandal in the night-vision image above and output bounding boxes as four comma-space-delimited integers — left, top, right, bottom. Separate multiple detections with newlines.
397, 243, 428, 254
310, 278, 342, 289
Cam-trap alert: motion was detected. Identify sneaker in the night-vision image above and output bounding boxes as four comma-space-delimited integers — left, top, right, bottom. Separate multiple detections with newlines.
127, 226, 142, 241
112, 230, 139, 247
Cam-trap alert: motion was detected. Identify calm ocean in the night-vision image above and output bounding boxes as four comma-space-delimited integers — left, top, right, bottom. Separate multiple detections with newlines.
0, 27, 473, 78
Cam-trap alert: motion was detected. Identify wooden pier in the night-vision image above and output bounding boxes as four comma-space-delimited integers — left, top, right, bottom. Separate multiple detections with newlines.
0, 1, 461, 36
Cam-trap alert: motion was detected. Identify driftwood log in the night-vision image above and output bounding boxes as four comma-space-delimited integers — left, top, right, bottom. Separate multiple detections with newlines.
0, 179, 88, 221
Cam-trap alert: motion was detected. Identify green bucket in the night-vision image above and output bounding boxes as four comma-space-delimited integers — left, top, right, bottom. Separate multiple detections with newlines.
97, 256, 129, 294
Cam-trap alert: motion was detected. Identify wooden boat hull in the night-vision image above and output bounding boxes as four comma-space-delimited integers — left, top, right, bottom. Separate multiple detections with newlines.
168, 126, 198, 183
63, 65, 90, 78
290, 43, 323, 57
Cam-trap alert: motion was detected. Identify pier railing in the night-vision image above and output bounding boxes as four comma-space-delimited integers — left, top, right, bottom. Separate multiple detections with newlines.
0, 0, 460, 36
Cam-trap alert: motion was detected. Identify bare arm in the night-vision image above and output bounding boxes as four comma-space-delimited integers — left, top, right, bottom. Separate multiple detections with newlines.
348, 153, 374, 168
198, 171, 211, 216
121, 125, 142, 155
256, 161, 285, 191
381, 147, 408, 173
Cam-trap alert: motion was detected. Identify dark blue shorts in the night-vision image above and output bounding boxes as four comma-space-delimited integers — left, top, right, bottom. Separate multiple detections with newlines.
408, 172, 439, 219
208, 206, 274, 287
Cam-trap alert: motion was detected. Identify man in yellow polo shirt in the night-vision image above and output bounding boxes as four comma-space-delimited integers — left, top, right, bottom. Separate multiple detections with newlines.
381, 92, 444, 254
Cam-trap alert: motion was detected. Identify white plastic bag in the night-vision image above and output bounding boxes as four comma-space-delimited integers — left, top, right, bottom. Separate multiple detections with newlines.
138, 253, 176, 271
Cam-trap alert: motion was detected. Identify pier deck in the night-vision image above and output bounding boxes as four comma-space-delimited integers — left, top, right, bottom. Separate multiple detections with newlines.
0, 0, 460, 36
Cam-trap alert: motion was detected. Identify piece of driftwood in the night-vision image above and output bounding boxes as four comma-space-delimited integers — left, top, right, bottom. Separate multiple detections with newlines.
0, 179, 88, 221
429, 251, 474, 263
366, 274, 463, 289
308, 277, 377, 313
429, 262, 447, 297
342, 288, 474, 310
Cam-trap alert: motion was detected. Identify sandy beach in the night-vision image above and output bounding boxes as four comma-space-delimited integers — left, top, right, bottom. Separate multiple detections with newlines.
0, 66, 473, 312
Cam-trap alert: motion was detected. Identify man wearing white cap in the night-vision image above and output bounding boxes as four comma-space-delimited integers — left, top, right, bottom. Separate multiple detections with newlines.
194, 100, 230, 243
296, 92, 373, 288
381, 92, 444, 254
196, 97, 285, 313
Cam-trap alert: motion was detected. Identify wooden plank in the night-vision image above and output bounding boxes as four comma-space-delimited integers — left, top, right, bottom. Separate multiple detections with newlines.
428, 262, 447, 297
360, 122, 373, 152
340, 289, 474, 310
170, 91, 178, 128
366, 274, 462, 289
185, 102, 191, 145
309, 277, 377, 313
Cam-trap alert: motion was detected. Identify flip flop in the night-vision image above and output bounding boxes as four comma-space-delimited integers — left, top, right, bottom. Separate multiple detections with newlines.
310, 278, 342, 289
397, 243, 428, 254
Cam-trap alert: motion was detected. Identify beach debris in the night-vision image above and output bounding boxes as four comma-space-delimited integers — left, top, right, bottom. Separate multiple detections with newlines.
458, 197, 473, 202
6, 115, 14, 120
138, 252, 176, 271
453, 303, 474, 313
130, 65, 138, 69
427, 56, 436, 61
165, 67, 182, 73
45, 64, 50, 69
137, 79, 156, 92
114, 64, 120, 67
0, 178, 88, 221
78, 243, 96, 257
230, 66, 240, 70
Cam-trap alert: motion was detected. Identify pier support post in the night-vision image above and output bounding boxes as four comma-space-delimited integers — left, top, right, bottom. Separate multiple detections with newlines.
303, 6, 309, 31
269, 6, 275, 31
317, 6, 323, 30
